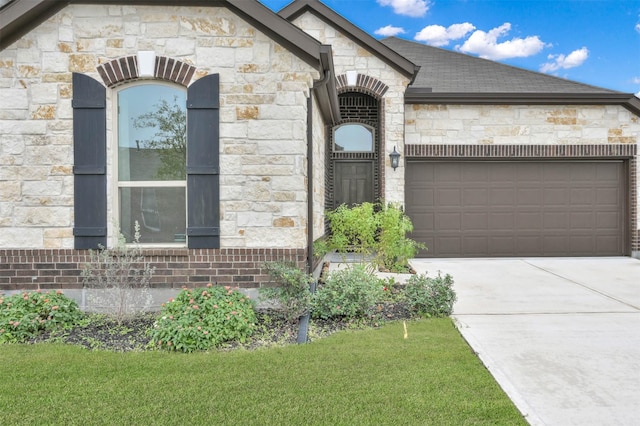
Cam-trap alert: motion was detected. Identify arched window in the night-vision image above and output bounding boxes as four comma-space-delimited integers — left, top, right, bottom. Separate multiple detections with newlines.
117, 84, 187, 244
333, 124, 374, 152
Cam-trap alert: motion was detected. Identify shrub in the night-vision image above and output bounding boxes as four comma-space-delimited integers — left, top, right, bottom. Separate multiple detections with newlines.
82, 222, 154, 322
404, 272, 457, 317
376, 203, 425, 272
0, 290, 85, 344
312, 264, 384, 320
261, 261, 313, 323
320, 202, 379, 257
315, 202, 425, 272
149, 285, 257, 352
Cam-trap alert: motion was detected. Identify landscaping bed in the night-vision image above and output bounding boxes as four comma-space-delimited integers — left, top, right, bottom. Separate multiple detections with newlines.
27, 298, 413, 352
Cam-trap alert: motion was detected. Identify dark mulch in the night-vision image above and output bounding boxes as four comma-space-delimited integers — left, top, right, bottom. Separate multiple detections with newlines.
27, 299, 414, 352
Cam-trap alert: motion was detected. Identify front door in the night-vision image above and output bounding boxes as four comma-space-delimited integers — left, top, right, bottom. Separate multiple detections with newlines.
333, 161, 374, 208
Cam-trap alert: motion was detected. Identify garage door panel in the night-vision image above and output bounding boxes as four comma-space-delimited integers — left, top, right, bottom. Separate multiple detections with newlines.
437, 188, 461, 207
518, 188, 542, 205
407, 160, 625, 257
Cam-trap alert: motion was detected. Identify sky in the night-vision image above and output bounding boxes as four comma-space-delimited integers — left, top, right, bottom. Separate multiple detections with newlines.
260, 0, 640, 96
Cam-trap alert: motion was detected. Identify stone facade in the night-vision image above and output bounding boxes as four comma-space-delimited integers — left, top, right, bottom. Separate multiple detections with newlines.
291, 12, 410, 204
0, 4, 320, 251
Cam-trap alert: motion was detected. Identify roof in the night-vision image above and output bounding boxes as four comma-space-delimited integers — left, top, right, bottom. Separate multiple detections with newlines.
381, 37, 640, 115
279, 0, 419, 80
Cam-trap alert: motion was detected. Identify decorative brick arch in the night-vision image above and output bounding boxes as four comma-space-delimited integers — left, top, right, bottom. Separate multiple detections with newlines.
97, 55, 196, 88
336, 73, 389, 98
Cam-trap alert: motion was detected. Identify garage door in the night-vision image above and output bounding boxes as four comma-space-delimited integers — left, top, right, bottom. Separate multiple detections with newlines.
406, 161, 626, 257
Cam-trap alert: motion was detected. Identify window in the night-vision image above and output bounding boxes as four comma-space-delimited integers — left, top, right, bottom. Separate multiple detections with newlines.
72, 72, 220, 250
333, 124, 374, 152
117, 84, 187, 244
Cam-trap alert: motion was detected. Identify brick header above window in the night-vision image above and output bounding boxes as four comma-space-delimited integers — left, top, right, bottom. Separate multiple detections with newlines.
97, 55, 196, 88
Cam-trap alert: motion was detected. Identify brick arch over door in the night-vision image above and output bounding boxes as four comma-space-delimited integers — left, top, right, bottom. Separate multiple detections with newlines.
97, 55, 196, 88
328, 88, 384, 211
336, 73, 389, 98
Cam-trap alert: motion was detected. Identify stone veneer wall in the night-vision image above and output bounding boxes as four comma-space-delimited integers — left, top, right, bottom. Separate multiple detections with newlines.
0, 248, 306, 291
0, 4, 326, 290
0, 4, 319, 250
405, 104, 640, 252
291, 12, 410, 205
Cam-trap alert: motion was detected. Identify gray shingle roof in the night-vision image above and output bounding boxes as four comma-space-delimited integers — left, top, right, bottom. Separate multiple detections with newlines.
380, 37, 619, 94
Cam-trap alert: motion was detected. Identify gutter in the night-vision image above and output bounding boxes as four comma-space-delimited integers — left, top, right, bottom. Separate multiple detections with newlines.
298, 46, 339, 344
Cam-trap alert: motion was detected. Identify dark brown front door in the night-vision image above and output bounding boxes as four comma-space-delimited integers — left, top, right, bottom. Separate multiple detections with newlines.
334, 161, 374, 208
406, 160, 627, 257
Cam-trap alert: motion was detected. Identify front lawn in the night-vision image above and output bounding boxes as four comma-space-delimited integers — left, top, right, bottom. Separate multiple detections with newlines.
0, 319, 526, 425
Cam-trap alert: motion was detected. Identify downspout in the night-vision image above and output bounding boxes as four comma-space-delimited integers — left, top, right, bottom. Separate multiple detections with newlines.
297, 69, 331, 344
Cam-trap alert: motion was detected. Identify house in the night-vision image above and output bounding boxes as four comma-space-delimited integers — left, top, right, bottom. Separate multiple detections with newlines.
0, 0, 638, 293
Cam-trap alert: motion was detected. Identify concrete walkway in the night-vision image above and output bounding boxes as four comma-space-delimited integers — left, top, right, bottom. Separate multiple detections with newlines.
410, 257, 640, 426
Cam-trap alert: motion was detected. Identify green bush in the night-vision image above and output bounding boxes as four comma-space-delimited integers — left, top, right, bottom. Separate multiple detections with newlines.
315, 202, 425, 272
0, 290, 85, 344
376, 203, 425, 272
404, 273, 457, 317
149, 285, 257, 352
261, 261, 313, 323
312, 265, 384, 320
321, 202, 379, 256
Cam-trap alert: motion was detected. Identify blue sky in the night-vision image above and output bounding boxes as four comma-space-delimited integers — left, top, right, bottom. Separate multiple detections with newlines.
261, 0, 640, 96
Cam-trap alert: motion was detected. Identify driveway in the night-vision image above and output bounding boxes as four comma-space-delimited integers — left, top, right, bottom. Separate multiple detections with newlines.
410, 257, 640, 426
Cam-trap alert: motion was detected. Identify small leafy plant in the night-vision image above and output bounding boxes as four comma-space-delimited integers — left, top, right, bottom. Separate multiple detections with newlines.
404, 272, 457, 317
149, 285, 257, 352
0, 290, 85, 344
312, 264, 384, 320
315, 202, 425, 273
376, 203, 426, 272
321, 202, 379, 257
261, 261, 313, 323
82, 222, 154, 322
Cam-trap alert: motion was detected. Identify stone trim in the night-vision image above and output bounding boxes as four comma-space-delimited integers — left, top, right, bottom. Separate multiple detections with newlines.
405, 143, 638, 253
336, 73, 389, 98
97, 55, 196, 88
0, 248, 306, 291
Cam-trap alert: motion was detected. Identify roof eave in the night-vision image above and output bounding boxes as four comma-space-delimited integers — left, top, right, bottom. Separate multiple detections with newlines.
405, 89, 640, 116
0, 0, 68, 51
279, 0, 419, 80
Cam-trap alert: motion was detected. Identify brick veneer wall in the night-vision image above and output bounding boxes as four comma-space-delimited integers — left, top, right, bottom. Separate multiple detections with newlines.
0, 248, 306, 291
405, 143, 639, 253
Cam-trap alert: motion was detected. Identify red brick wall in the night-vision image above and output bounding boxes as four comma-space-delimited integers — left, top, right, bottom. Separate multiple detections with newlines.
0, 248, 307, 291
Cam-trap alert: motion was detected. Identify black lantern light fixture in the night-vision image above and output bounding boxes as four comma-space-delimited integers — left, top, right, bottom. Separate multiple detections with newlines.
389, 146, 401, 171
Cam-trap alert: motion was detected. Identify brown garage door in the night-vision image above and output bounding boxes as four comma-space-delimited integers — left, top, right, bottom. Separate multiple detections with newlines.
406, 160, 626, 257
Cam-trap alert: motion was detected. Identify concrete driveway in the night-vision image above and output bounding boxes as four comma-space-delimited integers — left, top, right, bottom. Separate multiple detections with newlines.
410, 257, 640, 426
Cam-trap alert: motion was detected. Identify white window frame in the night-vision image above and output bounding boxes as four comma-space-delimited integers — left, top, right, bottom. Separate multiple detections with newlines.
112, 81, 188, 248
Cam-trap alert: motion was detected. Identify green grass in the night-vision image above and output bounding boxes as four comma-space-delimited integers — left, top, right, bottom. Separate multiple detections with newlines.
0, 319, 526, 425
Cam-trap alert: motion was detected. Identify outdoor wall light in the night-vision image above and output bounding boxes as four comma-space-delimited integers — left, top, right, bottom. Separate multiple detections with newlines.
389, 146, 401, 171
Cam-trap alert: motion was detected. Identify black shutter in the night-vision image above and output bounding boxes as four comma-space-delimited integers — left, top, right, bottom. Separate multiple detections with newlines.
187, 74, 220, 248
72, 73, 107, 249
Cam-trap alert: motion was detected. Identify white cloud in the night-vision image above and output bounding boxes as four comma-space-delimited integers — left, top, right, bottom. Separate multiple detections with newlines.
414, 23, 475, 47
636, 23, 640, 33
456, 23, 547, 60
374, 25, 406, 37
377, 0, 430, 18
636, 91, 640, 99
540, 47, 589, 73
631, 77, 640, 84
